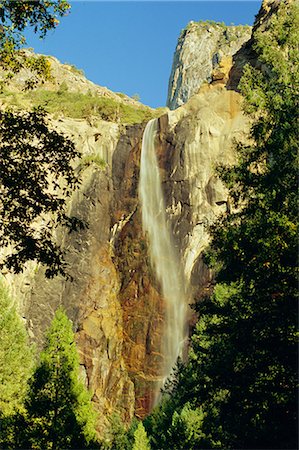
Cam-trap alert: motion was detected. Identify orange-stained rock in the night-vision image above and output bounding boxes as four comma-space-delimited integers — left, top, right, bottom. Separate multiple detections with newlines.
111, 124, 167, 417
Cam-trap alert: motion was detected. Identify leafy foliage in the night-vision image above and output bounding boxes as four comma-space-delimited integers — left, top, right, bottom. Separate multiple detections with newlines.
0, 280, 34, 417
0, 1, 70, 89
0, 1, 70, 43
144, 395, 217, 450
20, 308, 98, 449
148, 2, 298, 449
0, 1, 84, 278
0, 107, 84, 277
100, 414, 139, 450
79, 154, 107, 171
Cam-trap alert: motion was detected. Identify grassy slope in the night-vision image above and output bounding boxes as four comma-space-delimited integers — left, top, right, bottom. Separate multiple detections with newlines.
0, 86, 165, 125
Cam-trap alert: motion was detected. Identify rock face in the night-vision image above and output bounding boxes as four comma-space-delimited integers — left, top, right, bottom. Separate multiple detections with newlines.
167, 21, 251, 109
111, 124, 166, 418
8, 80, 250, 427
159, 84, 249, 301
7, 118, 136, 433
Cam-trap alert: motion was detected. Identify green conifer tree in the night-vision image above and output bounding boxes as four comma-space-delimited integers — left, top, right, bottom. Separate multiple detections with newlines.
132, 422, 151, 450
0, 280, 34, 417
22, 308, 98, 450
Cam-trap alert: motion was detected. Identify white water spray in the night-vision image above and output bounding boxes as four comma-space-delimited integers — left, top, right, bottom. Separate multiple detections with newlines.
139, 119, 188, 399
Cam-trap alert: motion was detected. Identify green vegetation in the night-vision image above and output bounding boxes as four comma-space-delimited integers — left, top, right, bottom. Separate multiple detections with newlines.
0, 1, 297, 449
115, 92, 127, 99
183, 19, 251, 45
0, 88, 160, 124
0, 1, 70, 89
23, 308, 97, 449
79, 154, 107, 171
144, 2, 298, 449
0, 281, 34, 417
0, 306, 99, 448
0, 308, 98, 450
0, 1, 84, 278
66, 63, 85, 77
132, 422, 151, 450
0, 107, 83, 278
101, 414, 139, 449
197, 19, 227, 28
131, 93, 141, 102
186, 19, 251, 32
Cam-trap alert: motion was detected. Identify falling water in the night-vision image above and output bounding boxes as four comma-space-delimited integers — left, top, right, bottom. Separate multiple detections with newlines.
139, 118, 188, 400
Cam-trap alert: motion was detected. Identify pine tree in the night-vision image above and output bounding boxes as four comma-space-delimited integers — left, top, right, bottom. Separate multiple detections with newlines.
22, 308, 98, 450
132, 422, 151, 450
151, 2, 298, 449
0, 280, 34, 416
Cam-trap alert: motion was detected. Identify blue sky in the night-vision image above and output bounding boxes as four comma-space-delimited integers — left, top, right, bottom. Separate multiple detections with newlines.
25, 1, 261, 108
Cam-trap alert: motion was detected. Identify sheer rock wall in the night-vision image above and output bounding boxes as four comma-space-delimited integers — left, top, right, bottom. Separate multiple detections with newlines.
167, 21, 251, 110
159, 84, 249, 303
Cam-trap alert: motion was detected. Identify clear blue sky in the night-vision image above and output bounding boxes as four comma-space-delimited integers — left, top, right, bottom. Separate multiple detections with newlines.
25, 1, 261, 108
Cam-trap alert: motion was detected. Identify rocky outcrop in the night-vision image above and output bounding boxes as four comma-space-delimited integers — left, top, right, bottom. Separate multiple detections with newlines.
167, 21, 251, 109
1, 50, 143, 108
159, 84, 249, 301
104, 82, 250, 422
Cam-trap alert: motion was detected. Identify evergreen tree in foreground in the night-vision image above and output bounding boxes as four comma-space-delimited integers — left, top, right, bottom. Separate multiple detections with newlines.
0, 281, 34, 417
146, 2, 298, 449
132, 422, 151, 450
22, 308, 98, 450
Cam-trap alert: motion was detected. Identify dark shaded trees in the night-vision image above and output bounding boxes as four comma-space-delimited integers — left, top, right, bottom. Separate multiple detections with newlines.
0, 1, 86, 277
0, 107, 83, 277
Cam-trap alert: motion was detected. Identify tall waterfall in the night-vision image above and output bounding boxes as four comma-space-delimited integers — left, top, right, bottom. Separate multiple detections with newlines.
139, 118, 188, 399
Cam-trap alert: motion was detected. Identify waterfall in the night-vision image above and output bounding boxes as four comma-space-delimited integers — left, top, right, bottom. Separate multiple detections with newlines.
139, 118, 188, 399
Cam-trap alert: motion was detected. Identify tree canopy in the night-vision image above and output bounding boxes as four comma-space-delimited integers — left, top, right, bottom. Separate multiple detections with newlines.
0, 1, 70, 41
0, 1, 71, 88
132, 422, 151, 450
0, 1, 85, 277
0, 107, 83, 278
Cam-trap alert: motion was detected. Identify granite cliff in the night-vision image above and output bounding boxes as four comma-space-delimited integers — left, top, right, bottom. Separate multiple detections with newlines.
167, 21, 251, 109
4, 0, 283, 435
